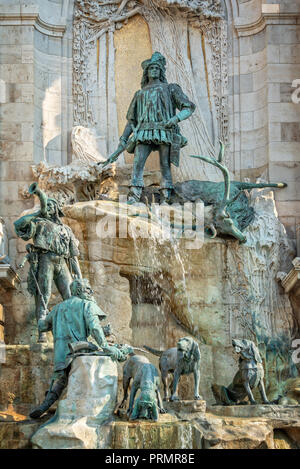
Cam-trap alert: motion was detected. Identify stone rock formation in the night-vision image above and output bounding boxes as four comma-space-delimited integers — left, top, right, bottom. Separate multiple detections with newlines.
31, 355, 118, 449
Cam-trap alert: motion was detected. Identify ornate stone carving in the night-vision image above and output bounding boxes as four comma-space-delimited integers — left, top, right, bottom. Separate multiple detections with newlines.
72, 0, 228, 178
30, 160, 162, 206
71, 126, 106, 163
73, 0, 142, 128
0, 218, 9, 264
200, 19, 229, 152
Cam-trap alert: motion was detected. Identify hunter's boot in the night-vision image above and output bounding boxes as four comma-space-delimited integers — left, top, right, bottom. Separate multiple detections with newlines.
29, 373, 67, 419
127, 186, 143, 204
160, 188, 173, 204
29, 391, 58, 419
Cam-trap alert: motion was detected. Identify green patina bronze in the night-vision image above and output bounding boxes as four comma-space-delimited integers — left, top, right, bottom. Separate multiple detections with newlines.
14, 183, 82, 342
101, 51, 195, 203
183, 142, 287, 243
175, 179, 287, 235
29, 278, 132, 419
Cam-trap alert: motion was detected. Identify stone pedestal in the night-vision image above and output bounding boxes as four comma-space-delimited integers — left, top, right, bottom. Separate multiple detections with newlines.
31, 355, 118, 449
165, 400, 206, 420
207, 404, 300, 420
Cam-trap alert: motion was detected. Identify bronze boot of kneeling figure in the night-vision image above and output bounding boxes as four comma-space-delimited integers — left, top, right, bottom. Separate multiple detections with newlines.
30, 371, 68, 419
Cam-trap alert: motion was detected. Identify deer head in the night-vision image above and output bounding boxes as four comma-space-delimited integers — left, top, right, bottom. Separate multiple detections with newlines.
190, 142, 247, 244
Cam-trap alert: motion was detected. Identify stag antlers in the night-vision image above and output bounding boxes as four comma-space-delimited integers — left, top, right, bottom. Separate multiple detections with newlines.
189, 142, 247, 243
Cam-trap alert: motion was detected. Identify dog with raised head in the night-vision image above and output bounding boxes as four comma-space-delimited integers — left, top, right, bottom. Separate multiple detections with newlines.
119, 354, 165, 421
144, 337, 201, 401
232, 338, 269, 405
212, 339, 270, 405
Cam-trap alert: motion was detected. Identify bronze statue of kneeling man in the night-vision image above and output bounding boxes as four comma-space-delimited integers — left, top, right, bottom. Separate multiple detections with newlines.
30, 278, 132, 419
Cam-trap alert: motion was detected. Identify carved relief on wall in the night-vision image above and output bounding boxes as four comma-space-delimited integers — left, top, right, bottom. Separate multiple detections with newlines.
73, 0, 229, 181
71, 126, 106, 163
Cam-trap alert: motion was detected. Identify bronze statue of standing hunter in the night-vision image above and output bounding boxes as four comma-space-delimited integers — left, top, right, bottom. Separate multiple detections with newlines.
99, 51, 287, 244
100, 51, 195, 204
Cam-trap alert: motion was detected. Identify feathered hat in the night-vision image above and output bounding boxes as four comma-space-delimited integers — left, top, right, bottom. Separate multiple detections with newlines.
141, 51, 166, 73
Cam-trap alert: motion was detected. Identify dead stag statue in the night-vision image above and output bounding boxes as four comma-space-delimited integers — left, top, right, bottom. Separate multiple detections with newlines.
189, 142, 287, 244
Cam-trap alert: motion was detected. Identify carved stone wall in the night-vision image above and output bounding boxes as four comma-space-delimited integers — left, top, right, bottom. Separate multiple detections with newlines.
72, 0, 229, 181
226, 0, 300, 245
0, 0, 299, 433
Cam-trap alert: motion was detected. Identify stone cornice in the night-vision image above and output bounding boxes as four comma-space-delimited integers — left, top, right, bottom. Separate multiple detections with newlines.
235, 11, 300, 37
0, 264, 20, 290
281, 258, 300, 294
234, 14, 266, 37
0, 12, 66, 37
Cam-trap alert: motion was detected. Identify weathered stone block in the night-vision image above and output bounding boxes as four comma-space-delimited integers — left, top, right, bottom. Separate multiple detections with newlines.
253, 67, 267, 91
0, 45, 22, 64
239, 36, 252, 56
280, 44, 300, 64
240, 73, 253, 93
240, 50, 267, 74
0, 103, 34, 123
240, 127, 268, 150
253, 109, 268, 129
268, 25, 300, 45
269, 161, 300, 182
0, 122, 22, 141
267, 44, 280, 63
240, 88, 267, 112
281, 123, 300, 142
268, 83, 280, 103
269, 103, 300, 122
0, 64, 33, 83
31, 356, 118, 449
268, 64, 300, 83
252, 30, 265, 54
0, 26, 33, 46
269, 142, 300, 161
269, 122, 281, 142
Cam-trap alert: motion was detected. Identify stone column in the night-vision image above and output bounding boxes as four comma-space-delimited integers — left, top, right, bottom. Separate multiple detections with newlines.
231, 0, 300, 242
0, 0, 70, 344
31, 355, 118, 449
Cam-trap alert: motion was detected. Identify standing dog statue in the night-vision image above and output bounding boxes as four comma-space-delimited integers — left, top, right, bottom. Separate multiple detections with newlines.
212, 339, 270, 405
144, 337, 201, 401
119, 354, 166, 421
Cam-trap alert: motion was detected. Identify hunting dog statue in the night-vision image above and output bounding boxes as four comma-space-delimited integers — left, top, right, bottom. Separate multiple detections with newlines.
144, 337, 201, 401
212, 339, 270, 405
119, 354, 166, 421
